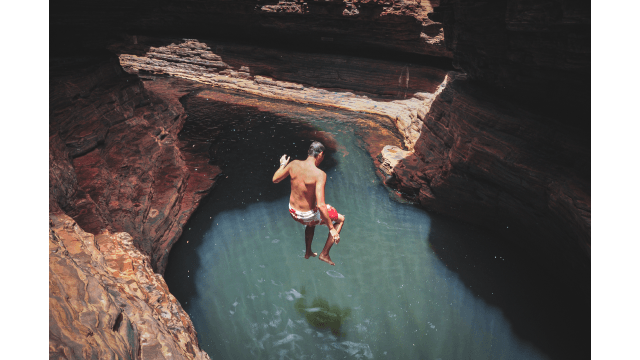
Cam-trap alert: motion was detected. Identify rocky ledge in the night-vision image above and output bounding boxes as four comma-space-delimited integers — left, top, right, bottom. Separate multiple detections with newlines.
114, 37, 450, 150
50, 212, 210, 359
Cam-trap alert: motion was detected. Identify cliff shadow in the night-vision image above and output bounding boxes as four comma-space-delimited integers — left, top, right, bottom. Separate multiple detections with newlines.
426, 213, 590, 360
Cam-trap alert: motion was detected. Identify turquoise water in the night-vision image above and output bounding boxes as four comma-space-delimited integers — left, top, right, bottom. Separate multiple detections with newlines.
165, 94, 557, 360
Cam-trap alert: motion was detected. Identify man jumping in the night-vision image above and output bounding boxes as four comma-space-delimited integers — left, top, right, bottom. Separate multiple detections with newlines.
272, 141, 345, 266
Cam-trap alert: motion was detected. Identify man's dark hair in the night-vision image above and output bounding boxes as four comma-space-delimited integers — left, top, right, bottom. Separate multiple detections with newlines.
308, 141, 325, 157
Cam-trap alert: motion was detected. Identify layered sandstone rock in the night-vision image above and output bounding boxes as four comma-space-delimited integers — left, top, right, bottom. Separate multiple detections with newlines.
380, 73, 590, 284
111, 37, 448, 98
439, 0, 590, 124
114, 38, 450, 150
49, 212, 210, 359
424, 0, 589, 280
51, 1, 452, 59
50, 57, 220, 274
50, 56, 220, 358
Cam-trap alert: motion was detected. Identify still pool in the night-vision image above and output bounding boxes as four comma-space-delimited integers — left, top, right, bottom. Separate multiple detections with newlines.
164, 90, 564, 360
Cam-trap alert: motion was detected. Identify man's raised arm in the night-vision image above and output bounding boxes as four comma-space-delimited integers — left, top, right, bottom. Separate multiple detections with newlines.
315, 172, 340, 242
272, 155, 291, 183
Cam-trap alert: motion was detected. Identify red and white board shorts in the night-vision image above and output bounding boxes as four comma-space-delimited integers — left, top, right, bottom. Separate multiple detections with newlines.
289, 203, 339, 227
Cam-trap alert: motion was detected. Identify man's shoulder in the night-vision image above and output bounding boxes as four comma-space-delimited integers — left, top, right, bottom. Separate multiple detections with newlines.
289, 159, 303, 169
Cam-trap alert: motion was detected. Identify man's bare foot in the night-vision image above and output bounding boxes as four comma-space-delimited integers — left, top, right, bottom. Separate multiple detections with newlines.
305, 252, 317, 259
319, 253, 335, 266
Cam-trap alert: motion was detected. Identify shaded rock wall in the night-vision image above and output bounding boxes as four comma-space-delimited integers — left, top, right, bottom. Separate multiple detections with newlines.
395, 0, 590, 282
382, 74, 590, 284
50, 57, 220, 274
51, 0, 452, 59
440, 0, 590, 124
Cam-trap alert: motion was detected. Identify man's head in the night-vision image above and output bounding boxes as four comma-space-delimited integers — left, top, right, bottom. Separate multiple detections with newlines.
308, 141, 325, 165
308, 141, 325, 158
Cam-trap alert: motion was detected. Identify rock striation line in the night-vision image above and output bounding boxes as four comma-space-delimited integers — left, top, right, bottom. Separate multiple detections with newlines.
116, 38, 449, 151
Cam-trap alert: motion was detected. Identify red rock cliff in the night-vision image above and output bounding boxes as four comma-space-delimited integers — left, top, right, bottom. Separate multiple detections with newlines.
50, 55, 218, 358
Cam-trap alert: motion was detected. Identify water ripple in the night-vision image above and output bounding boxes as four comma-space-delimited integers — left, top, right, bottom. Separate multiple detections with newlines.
326, 270, 345, 278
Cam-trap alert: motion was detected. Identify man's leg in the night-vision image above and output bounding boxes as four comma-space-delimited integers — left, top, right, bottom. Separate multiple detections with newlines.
304, 225, 317, 259
319, 214, 345, 266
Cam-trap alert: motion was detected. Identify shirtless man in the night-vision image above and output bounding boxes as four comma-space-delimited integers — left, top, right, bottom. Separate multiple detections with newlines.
272, 141, 345, 266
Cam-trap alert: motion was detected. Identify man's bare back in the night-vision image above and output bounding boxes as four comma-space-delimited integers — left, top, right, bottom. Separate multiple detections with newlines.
272, 141, 345, 265
287, 159, 326, 213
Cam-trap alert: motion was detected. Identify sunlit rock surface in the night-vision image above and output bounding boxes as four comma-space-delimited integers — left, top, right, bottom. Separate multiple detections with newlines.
49, 212, 210, 360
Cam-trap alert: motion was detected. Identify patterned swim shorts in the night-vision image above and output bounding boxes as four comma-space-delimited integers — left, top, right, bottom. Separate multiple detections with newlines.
289, 203, 339, 227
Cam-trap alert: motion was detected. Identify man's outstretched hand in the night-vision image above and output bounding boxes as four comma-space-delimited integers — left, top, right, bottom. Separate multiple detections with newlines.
280, 154, 290, 167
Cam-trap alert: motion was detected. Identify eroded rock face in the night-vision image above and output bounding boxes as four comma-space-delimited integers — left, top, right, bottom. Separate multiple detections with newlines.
51, 0, 452, 59
112, 37, 448, 99
414, 0, 590, 283
115, 38, 452, 150
50, 55, 219, 358
380, 73, 590, 284
49, 212, 210, 360
50, 56, 220, 274
439, 0, 590, 124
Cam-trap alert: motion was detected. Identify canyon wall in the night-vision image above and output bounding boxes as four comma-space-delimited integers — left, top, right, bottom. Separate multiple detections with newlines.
50, 56, 220, 274
51, 0, 452, 60
50, 0, 590, 358
50, 56, 219, 358
387, 0, 591, 283
381, 74, 590, 284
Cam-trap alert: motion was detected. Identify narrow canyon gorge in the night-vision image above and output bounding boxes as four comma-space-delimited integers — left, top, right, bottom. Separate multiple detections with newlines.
50, 1, 590, 359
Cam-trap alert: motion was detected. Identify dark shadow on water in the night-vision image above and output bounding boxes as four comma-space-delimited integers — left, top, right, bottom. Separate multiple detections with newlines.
426, 213, 590, 360
164, 94, 340, 312
294, 286, 352, 338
